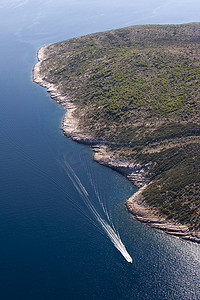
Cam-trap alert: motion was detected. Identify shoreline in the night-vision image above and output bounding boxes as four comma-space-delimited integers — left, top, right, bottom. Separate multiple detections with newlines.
33, 45, 200, 244
125, 185, 200, 243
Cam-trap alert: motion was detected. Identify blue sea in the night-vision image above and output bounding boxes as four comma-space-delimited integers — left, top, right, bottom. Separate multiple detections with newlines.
0, 0, 200, 299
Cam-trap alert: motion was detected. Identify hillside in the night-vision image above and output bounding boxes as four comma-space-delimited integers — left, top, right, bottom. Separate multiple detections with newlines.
35, 23, 200, 236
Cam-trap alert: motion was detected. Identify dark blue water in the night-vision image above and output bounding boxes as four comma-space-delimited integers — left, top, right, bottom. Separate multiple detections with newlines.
0, 1, 200, 299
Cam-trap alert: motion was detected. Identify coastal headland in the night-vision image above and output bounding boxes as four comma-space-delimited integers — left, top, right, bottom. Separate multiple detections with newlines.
33, 23, 200, 243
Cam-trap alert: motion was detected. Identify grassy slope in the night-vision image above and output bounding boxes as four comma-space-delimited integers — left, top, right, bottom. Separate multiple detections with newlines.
39, 23, 200, 229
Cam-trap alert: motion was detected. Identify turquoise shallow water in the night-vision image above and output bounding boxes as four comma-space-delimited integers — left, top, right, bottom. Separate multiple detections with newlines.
0, 1, 200, 299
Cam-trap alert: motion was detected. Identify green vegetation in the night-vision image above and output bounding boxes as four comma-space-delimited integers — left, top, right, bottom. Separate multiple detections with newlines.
39, 23, 200, 229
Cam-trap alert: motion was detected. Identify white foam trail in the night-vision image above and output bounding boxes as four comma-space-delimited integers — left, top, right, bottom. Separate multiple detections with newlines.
61, 158, 132, 263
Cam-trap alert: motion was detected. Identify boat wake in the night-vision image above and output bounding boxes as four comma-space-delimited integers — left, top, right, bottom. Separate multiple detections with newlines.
60, 155, 132, 263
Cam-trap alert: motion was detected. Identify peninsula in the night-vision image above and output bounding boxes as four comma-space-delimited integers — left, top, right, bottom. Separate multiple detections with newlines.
33, 23, 200, 242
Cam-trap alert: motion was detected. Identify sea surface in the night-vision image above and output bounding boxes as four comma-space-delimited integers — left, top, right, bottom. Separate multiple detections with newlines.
0, 1, 200, 299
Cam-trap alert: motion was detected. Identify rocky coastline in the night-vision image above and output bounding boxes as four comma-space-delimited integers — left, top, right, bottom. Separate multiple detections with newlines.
125, 186, 200, 243
33, 45, 200, 244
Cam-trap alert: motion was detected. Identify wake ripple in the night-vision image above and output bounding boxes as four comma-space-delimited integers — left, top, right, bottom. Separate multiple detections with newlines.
60, 157, 132, 263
